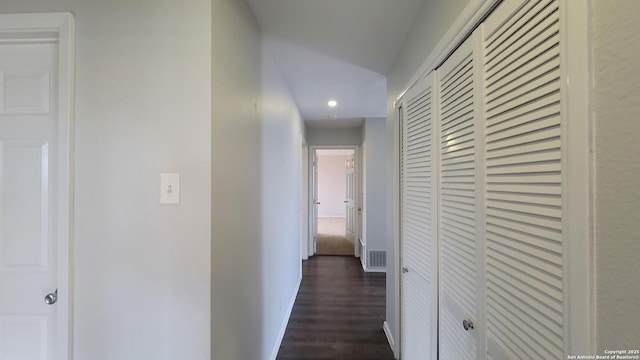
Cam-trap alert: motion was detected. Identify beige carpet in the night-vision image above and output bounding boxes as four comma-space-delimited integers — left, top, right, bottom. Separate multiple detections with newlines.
318, 217, 346, 236
316, 217, 354, 256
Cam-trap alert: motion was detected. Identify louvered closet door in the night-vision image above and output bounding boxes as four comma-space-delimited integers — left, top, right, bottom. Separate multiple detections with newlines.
437, 30, 484, 360
483, 0, 565, 358
400, 72, 437, 360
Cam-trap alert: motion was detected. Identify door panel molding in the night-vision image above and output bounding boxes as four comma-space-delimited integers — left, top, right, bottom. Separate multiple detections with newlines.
0, 13, 75, 360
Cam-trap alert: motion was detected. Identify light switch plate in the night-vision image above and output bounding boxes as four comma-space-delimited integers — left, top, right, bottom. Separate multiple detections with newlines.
160, 173, 180, 204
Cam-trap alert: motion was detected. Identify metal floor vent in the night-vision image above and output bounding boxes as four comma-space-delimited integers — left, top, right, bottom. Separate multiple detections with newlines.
367, 250, 386, 269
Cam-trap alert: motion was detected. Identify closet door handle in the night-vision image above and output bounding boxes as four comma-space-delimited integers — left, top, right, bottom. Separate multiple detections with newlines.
401, 267, 409, 274
463, 319, 474, 331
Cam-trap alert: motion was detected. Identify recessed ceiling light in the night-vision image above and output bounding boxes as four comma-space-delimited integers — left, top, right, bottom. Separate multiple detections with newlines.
328, 100, 337, 107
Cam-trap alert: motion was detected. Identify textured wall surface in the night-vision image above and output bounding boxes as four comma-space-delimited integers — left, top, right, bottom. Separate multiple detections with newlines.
592, 0, 640, 352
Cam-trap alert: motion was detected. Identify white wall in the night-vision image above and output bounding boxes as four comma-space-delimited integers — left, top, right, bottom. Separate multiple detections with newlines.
1, 1, 212, 359
306, 126, 363, 146
317, 154, 348, 217
212, 2, 262, 357
385, 0, 471, 350
363, 118, 387, 251
213, 0, 304, 359
592, 0, 640, 351
260, 41, 305, 360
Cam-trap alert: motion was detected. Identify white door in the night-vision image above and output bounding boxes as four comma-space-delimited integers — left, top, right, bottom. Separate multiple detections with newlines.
482, 0, 567, 357
396, 0, 590, 358
301, 141, 309, 260
344, 154, 355, 243
0, 39, 62, 359
357, 146, 364, 256
438, 30, 484, 359
400, 72, 438, 360
311, 150, 319, 254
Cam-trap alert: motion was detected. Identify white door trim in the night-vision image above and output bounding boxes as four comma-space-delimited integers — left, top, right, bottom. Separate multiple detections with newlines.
300, 137, 309, 262
392, 103, 402, 359
308, 145, 360, 257
561, 0, 595, 354
0, 13, 75, 360
308, 148, 317, 257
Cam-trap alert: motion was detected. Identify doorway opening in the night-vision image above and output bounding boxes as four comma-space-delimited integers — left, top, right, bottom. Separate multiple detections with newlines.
309, 147, 359, 257
316, 148, 355, 256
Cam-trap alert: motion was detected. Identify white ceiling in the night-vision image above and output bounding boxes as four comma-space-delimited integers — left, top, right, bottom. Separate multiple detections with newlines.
248, 0, 425, 125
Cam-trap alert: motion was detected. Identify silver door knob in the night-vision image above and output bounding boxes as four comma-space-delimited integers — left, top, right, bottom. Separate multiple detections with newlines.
44, 289, 58, 305
463, 319, 474, 331
402, 267, 409, 273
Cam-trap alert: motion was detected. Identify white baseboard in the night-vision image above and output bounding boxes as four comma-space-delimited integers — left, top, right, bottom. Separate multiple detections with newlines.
364, 267, 386, 273
269, 276, 301, 360
383, 320, 396, 358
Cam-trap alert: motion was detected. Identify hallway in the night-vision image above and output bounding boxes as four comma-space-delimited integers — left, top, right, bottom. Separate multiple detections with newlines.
277, 256, 394, 360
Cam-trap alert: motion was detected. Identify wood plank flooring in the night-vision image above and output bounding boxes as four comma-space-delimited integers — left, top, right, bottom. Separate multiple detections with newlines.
277, 256, 395, 360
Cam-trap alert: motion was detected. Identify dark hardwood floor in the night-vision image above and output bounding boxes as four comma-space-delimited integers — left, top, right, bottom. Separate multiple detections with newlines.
277, 256, 395, 360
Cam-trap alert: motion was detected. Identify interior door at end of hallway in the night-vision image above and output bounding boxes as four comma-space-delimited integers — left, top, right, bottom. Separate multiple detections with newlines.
344, 154, 355, 243
312, 150, 319, 254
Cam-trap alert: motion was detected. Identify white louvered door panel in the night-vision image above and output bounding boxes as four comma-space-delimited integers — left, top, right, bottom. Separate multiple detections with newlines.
437, 30, 484, 360
483, 0, 565, 358
401, 271, 433, 360
403, 73, 436, 282
400, 72, 437, 360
